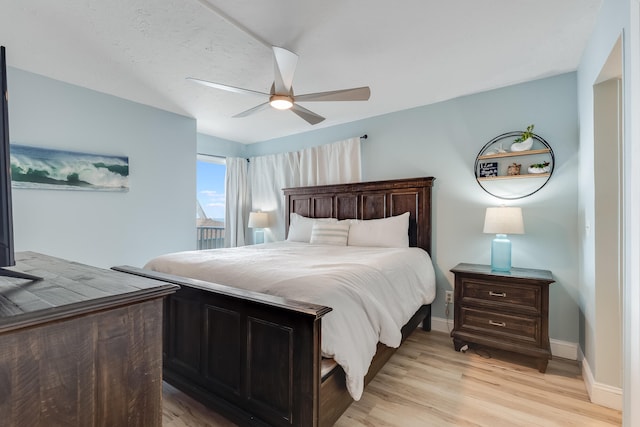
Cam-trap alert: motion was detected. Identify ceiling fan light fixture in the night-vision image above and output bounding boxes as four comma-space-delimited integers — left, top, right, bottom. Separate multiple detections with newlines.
269, 95, 293, 110
189, 46, 369, 125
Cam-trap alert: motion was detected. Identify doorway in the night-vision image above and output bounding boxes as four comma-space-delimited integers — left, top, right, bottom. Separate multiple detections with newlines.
592, 35, 623, 402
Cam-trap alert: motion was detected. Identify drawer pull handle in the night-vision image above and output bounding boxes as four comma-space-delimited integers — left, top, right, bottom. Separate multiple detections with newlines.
489, 291, 506, 297
489, 320, 506, 327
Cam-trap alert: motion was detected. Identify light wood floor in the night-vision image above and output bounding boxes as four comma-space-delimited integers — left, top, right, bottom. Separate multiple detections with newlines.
162, 330, 622, 427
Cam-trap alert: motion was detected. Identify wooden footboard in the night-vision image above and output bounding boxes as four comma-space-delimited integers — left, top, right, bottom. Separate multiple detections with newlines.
114, 266, 432, 427
113, 266, 331, 427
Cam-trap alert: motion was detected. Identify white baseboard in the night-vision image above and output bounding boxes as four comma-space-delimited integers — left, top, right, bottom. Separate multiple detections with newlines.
579, 347, 623, 411
427, 316, 578, 360
428, 315, 452, 335
549, 338, 579, 360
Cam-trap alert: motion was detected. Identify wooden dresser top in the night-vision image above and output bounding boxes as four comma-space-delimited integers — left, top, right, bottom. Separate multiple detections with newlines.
0, 251, 178, 333
450, 263, 555, 283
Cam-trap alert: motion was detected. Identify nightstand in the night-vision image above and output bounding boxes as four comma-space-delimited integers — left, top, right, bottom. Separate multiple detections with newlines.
450, 263, 555, 372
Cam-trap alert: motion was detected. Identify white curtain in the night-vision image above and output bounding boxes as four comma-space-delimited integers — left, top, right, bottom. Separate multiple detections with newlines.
299, 137, 362, 186
224, 157, 250, 247
248, 152, 300, 243
248, 137, 361, 242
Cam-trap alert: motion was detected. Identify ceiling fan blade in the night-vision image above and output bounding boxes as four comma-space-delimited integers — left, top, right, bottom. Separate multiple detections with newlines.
233, 102, 271, 118
290, 103, 325, 125
187, 77, 269, 97
294, 86, 371, 102
272, 46, 298, 94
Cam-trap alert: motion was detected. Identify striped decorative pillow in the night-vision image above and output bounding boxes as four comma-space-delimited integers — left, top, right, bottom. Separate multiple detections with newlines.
310, 222, 350, 246
287, 213, 337, 242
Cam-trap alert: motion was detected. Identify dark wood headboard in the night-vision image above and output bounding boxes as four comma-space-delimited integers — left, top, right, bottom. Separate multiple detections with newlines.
283, 176, 435, 255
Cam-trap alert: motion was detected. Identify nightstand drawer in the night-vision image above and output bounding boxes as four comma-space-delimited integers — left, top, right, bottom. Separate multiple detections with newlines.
461, 278, 540, 313
459, 307, 540, 344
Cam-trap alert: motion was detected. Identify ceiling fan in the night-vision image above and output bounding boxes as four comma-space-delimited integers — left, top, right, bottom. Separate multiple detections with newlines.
187, 46, 371, 125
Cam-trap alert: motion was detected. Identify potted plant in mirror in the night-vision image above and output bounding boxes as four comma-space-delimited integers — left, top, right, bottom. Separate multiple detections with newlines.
528, 161, 550, 174
510, 124, 535, 152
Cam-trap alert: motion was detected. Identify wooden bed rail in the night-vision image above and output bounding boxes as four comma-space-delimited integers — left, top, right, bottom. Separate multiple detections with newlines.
113, 266, 331, 319
113, 266, 332, 427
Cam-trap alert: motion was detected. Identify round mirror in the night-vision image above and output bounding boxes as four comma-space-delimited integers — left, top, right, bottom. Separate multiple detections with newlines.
475, 131, 554, 200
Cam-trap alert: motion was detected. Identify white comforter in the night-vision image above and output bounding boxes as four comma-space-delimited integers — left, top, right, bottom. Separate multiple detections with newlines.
144, 241, 436, 400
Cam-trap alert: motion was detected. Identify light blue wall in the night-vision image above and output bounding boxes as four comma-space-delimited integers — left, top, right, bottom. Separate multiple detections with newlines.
198, 132, 247, 158
8, 68, 197, 268
247, 73, 580, 343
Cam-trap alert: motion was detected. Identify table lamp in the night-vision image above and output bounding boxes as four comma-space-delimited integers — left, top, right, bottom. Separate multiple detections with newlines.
248, 211, 269, 244
483, 206, 524, 272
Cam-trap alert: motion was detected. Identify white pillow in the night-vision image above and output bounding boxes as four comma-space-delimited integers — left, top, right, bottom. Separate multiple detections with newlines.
310, 222, 350, 246
347, 212, 410, 248
287, 213, 337, 243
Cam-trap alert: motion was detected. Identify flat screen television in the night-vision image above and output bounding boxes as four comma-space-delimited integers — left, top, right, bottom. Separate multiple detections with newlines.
0, 46, 40, 281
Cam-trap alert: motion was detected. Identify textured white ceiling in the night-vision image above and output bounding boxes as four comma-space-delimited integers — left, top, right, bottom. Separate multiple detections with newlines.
0, 0, 601, 143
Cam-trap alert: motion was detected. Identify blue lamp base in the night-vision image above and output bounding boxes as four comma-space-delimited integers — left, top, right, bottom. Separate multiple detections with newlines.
491, 233, 512, 272
254, 229, 264, 244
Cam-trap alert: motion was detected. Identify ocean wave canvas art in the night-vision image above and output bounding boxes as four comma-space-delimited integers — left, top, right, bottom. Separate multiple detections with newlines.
10, 144, 129, 191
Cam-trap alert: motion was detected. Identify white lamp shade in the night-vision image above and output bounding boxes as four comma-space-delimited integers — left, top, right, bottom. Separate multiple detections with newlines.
248, 211, 269, 229
483, 207, 524, 235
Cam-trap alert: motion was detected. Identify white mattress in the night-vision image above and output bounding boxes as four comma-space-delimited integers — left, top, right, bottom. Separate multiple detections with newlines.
145, 241, 436, 400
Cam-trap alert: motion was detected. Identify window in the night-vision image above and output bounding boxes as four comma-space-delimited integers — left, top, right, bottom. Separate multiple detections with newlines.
196, 155, 225, 249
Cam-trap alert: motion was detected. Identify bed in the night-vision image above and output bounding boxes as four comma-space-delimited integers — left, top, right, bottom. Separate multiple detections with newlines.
114, 176, 435, 427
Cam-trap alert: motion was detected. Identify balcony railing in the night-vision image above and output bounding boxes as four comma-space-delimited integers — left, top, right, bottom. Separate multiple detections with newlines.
197, 226, 225, 250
